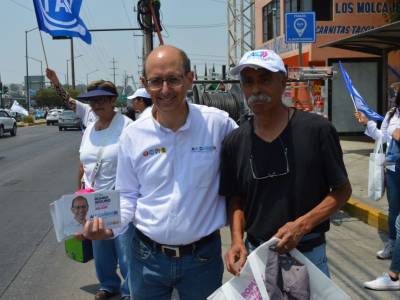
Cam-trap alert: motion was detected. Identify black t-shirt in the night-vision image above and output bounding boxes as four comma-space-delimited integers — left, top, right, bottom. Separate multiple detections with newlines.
219, 109, 348, 241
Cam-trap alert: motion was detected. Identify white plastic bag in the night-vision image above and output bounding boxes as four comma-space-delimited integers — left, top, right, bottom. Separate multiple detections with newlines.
368, 137, 385, 201
208, 238, 351, 300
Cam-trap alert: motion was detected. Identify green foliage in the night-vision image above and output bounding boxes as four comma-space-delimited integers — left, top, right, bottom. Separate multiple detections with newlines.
22, 115, 34, 124
33, 87, 80, 108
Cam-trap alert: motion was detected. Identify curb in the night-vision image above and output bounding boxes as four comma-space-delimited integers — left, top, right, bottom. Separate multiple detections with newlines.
342, 197, 388, 232
17, 120, 46, 127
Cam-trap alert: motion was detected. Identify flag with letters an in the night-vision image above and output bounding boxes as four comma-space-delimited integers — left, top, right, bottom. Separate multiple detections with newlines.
32, 0, 92, 44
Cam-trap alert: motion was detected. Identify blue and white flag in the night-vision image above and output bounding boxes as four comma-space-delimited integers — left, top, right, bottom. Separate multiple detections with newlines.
33, 0, 92, 44
339, 61, 384, 122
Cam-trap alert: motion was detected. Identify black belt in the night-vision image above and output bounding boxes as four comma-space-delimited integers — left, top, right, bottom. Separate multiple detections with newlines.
247, 233, 325, 253
135, 228, 220, 258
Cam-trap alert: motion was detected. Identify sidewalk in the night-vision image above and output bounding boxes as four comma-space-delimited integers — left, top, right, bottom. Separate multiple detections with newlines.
340, 136, 389, 232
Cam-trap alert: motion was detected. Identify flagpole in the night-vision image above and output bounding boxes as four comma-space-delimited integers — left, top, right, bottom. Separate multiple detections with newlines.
38, 30, 48, 68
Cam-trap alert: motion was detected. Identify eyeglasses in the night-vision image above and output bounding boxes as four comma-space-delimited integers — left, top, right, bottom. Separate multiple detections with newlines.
72, 205, 88, 209
146, 75, 185, 90
249, 137, 290, 180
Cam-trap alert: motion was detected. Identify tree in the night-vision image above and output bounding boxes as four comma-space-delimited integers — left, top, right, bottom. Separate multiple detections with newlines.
33, 87, 80, 108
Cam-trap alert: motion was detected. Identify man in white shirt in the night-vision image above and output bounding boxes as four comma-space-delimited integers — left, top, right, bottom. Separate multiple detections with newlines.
84, 45, 237, 300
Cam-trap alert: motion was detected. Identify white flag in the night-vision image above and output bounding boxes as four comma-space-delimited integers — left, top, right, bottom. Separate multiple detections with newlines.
10, 101, 29, 116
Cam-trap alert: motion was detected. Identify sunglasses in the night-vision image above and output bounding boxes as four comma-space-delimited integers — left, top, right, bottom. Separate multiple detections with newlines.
249, 137, 290, 180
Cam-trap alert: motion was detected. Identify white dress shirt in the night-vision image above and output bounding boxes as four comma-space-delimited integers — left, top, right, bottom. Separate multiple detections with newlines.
365, 109, 400, 171
115, 103, 237, 244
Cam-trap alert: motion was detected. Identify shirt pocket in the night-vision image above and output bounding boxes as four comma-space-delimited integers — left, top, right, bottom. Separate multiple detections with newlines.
190, 152, 218, 188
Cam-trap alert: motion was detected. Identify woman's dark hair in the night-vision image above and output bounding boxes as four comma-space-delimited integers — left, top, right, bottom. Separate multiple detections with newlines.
388, 91, 400, 122
87, 80, 118, 97
141, 97, 152, 107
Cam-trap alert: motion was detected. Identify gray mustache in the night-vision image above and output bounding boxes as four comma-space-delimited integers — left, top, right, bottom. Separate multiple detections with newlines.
247, 94, 272, 105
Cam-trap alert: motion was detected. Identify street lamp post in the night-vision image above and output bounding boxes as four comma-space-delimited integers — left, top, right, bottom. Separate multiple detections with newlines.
86, 69, 99, 86
25, 26, 38, 112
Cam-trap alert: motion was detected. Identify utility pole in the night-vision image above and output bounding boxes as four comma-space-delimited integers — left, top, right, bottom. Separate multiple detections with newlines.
71, 39, 76, 89
110, 57, 118, 85
0, 74, 3, 109
137, 0, 154, 67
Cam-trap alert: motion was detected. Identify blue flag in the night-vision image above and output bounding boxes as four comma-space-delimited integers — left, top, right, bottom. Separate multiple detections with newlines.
33, 0, 92, 44
339, 61, 383, 122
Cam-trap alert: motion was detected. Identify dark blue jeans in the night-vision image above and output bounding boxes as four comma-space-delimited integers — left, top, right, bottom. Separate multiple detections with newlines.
386, 166, 400, 241
128, 229, 224, 300
92, 223, 133, 297
387, 165, 400, 273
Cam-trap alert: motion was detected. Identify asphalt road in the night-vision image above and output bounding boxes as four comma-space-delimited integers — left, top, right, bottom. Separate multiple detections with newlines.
0, 125, 98, 299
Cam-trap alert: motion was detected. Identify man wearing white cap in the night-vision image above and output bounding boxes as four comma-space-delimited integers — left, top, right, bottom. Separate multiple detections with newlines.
127, 88, 152, 120
220, 49, 352, 277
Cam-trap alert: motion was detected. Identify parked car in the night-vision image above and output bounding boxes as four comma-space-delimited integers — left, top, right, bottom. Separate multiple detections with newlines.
35, 109, 46, 119
0, 109, 17, 137
46, 109, 63, 125
58, 110, 82, 131
4, 109, 22, 122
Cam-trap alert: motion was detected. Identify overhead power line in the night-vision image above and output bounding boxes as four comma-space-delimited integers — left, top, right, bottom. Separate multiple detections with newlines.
166, 23, 226, 29
8, 0, 33, 12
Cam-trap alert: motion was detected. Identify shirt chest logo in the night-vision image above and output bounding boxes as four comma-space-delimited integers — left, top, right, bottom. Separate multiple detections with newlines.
143, 147, 167, 157
191, 145, 216, 153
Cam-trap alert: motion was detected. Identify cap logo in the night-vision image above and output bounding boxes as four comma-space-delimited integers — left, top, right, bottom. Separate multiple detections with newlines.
247, 50, 269, 60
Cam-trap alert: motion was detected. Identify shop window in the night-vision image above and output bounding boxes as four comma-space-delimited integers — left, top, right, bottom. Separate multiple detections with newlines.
284, 0, 333, 24
313, 0, 332, 21
262, 0, 280, 42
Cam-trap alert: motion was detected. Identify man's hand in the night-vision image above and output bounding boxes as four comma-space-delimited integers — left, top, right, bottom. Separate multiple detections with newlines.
46, 68, 61, 86
274, 221, 307, 253
224, 240, 248, 276
392, 128, 400, 141
354, 111, 369, 125
82, 217, 114, 240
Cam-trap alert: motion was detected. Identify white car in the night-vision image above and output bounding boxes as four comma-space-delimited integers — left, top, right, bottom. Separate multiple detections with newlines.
0, 109, 17, 137
46, 109, 63, 125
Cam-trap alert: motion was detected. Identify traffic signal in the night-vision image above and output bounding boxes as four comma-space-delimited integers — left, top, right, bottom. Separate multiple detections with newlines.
3, 85, 8, 94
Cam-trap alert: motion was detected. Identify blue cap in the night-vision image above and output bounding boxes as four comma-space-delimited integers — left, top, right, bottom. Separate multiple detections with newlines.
77, 87, 118, 100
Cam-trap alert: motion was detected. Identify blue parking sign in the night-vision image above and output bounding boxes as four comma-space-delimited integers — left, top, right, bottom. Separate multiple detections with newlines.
285, 12, 316, 43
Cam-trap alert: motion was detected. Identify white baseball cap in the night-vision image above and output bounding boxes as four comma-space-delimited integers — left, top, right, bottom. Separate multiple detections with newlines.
127, 88, 151, 100
230, 49, 286, 76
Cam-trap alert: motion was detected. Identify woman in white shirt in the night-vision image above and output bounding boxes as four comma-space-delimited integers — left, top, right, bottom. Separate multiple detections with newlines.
356, 93, 400, 290
77, 81, 132, 300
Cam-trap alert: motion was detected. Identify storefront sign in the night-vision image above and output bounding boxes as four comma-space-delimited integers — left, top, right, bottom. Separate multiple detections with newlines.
335, 1, 400, 14
316, 25, 375, 35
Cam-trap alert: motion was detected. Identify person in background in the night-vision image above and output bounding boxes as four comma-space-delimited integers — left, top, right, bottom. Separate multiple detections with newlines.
357, 92, 400, 290
127, 87, 152, 120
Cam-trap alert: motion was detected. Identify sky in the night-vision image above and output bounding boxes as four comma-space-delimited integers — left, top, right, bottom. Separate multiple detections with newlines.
0, 0, 228, 87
